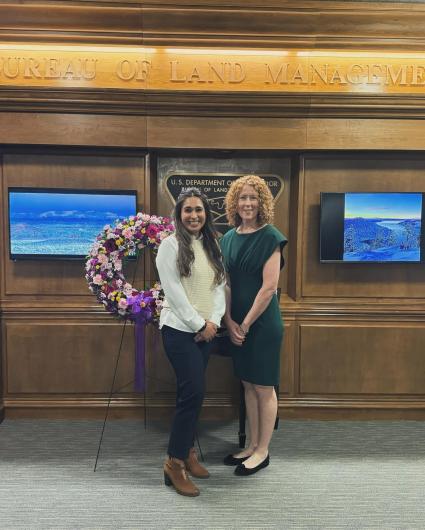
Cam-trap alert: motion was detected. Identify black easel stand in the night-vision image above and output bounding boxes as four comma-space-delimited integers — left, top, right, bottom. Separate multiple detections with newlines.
94, 250, 145, 472
94, 317, 132, 472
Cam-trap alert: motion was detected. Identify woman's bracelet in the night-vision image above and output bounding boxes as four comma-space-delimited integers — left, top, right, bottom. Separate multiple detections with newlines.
239, 323, 249, 336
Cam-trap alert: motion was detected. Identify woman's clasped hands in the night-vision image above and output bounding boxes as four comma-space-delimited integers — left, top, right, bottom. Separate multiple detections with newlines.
226, 319, 247, 346
194, 321, 217, 343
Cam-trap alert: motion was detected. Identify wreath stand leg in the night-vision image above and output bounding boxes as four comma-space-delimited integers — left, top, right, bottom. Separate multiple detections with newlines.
93, 317, 132, 472
93, 250, 147, 472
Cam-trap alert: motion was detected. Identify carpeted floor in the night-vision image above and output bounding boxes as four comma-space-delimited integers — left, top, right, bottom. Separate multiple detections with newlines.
1, 419, 425, 529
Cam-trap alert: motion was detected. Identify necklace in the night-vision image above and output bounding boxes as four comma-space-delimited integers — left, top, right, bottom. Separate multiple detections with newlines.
237, 224, 266, 234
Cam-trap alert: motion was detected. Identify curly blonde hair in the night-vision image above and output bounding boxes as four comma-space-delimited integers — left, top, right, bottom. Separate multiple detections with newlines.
225, 175, 274, 227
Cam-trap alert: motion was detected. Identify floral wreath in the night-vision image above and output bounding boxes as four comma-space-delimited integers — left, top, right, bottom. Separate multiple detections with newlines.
85, 213, 175, 323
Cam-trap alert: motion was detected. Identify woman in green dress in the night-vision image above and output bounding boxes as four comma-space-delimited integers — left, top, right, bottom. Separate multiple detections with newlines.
220, 175, 287, 476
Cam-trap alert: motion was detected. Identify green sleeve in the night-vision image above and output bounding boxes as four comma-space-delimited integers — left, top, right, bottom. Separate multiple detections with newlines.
258, 226, 288, 269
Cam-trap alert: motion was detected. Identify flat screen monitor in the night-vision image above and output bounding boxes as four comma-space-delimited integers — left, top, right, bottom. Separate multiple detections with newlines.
8, 188, 137, 260
320, 192, 424, 263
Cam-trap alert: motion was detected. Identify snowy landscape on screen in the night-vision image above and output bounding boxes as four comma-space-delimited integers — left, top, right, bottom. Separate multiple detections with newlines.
343, 193, 422, 262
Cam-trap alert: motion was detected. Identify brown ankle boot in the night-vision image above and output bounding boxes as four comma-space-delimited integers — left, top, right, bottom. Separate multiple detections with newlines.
184, 447, 210, 479
163, 457, 200, 497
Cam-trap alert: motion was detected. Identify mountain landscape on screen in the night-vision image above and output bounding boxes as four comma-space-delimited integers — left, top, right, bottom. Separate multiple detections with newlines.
343, 193, 422, 262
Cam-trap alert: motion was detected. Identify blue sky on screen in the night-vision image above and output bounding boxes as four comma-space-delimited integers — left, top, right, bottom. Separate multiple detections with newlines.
345, 193, 422, 219
9, 191, 136, 220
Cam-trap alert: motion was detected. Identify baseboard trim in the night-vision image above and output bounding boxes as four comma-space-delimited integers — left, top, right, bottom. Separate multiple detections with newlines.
3, 396, 425, 420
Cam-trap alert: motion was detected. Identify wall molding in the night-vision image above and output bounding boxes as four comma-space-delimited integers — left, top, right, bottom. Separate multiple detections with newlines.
2, 302, 425, 319
2, 89, 425, 119
4, 396, 425, 420
2, 1, 425, 49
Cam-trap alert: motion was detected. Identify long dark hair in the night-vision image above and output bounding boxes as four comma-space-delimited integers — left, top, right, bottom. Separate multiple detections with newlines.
173, 187, 225, 285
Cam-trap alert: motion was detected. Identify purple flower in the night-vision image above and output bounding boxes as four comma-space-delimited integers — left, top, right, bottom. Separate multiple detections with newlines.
104, 238, 117, 252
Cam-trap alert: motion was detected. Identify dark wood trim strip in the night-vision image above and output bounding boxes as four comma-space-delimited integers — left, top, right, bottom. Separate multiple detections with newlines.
4, 396, 425, 421
2, 2, 425, 49
3, 89, 425, 119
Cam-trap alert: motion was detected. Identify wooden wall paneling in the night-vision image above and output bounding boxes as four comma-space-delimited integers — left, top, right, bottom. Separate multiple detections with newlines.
146, 117, 308, 150
301, 155, 425, 299
287, 155, 303, 302
0, 4, 142, 45
142, 151, 157, 291
279, 319, 294, 396
3, 1, 425, 50
4, 114, 425, 152
140, 1, 425, 51
298, 322, 425, 396
4, 319, 136, 395
0, 114, 148, 147
306, 119, 425, 151
2, 153, 146, 301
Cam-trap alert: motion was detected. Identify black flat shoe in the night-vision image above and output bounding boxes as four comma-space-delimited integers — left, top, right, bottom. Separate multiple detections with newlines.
234, 455, 270, 476
223, 454, 250, 466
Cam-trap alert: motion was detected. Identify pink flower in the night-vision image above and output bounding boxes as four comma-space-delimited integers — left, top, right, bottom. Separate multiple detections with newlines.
118, 298, 128, 309
93, 274, 103, 285
146, 225, 159, 238
97, 253, 108, 265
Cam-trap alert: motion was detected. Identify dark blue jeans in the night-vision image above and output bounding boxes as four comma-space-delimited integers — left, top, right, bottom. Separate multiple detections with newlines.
161, 325, 211, 460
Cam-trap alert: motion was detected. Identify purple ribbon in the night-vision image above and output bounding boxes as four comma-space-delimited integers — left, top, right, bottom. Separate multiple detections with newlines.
131, 313, 147, 392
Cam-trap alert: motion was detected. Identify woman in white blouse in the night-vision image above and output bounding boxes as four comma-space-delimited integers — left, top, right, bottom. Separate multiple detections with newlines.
156, 187, 225, 497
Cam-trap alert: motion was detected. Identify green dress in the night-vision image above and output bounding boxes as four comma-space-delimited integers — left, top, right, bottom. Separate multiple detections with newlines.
220, 224, 287, 386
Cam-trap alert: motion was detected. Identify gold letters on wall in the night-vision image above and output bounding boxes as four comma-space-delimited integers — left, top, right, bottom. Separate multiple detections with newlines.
2, 44, 425, 94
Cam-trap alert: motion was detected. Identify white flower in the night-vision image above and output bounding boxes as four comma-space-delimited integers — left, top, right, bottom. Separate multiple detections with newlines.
123, 283, 133, 296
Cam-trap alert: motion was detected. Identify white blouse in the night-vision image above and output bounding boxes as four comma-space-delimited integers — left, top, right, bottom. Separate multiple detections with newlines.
156, 234, 226, 333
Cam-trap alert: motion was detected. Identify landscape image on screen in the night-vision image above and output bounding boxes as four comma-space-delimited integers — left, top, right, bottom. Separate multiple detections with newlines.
9, 191, 137, 257
343, 193, 422, 262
